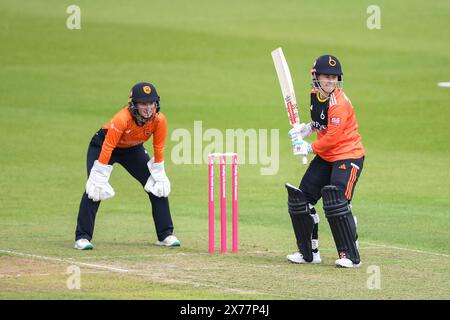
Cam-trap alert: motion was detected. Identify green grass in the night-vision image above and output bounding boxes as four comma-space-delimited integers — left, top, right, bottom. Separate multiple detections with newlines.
0, 0, 449, 299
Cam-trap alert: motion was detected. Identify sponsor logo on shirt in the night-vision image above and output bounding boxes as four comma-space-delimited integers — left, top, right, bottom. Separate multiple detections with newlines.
312, 121, 327, 131
110, 122, 122, 133
331, 117, 341, 125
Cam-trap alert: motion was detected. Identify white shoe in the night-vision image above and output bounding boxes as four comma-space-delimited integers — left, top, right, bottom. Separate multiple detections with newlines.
74, 239, 93, 250
287, 251, 321, 264
335, 257, 361, 268
156, 235, 181, 247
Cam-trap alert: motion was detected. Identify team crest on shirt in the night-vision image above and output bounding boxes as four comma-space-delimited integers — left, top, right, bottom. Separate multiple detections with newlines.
144, 128, 151, 137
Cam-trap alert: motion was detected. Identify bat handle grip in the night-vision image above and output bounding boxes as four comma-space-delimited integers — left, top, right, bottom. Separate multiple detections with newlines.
302, 156, 308, 165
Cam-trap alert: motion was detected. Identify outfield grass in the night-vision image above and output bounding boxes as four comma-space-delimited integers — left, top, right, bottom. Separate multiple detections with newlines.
0, 0, 449, 299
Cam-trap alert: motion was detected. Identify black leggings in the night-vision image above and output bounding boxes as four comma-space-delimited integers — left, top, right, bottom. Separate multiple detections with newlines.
75, 129, 174, 242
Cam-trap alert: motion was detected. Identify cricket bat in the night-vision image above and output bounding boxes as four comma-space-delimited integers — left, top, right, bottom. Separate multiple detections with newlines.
271, 47, 307, 165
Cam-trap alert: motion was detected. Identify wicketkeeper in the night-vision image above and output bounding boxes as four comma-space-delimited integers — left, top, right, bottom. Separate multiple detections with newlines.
74, 82, 180, 250
286, 55, 365, 268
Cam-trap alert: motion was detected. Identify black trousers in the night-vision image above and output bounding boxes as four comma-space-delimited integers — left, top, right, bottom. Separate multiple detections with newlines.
75, 129, 174, 242
300, 155, 364, 205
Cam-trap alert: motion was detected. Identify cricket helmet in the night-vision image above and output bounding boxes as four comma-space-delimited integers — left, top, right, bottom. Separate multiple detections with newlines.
127, 82, 160, 126
311, 55, 343, 94
128, 82, 160, 108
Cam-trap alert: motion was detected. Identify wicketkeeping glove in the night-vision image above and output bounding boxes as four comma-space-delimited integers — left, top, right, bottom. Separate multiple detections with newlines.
144, 158, 171, 198
85, 160, 115, 202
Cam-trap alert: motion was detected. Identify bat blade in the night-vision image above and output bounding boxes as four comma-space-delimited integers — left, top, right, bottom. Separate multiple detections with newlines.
271, 47, 307, 165
271, 47, 300, 126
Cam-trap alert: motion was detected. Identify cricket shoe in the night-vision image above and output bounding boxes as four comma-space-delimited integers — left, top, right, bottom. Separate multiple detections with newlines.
335, 256, 362, 268
74, 239, 93, 250
156, 235, 181, 247
287, 251, 321, 264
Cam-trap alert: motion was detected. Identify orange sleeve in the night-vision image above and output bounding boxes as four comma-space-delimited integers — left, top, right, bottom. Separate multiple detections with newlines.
98, 116, 127, 164
311, 105, 348, 154
153, 113, 167, 163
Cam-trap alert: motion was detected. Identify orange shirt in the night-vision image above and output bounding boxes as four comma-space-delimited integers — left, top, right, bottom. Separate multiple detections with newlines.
98, 107, 167, 164
311, 89, 365, 162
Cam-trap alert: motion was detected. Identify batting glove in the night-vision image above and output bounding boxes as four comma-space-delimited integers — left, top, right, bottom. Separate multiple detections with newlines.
288, 122, 314, 140
291, 137, 313, 156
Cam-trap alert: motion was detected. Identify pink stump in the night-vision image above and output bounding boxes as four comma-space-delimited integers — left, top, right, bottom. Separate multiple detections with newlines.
231, 154, 238, 253
208, 155, 215, 254
220, 155, 227, 253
